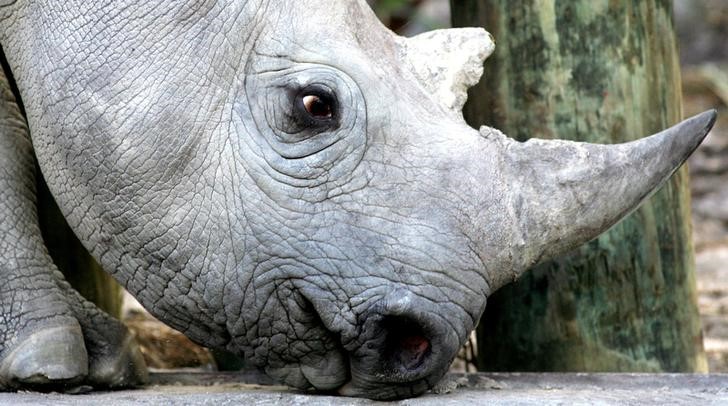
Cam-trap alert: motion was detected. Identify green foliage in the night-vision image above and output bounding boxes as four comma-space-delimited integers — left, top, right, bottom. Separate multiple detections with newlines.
369, 0, 414, 19
368, 0, 446, 34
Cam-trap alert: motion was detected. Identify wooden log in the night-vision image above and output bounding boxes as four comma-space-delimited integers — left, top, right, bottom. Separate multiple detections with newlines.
451, 0, 707, 372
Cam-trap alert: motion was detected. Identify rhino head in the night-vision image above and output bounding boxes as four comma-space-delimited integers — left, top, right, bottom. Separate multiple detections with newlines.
2, 0, 714, 400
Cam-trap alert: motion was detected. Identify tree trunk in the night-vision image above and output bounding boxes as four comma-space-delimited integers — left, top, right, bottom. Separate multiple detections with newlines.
451, 0, 707, 372
37, 171, 123, 318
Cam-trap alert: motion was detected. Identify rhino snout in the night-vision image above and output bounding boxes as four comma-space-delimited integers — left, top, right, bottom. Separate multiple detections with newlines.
260, 286, 458, 400
333, 290, 461, 400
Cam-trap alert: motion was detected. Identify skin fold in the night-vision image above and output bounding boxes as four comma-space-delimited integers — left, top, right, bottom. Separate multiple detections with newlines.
0, 0, 716, 400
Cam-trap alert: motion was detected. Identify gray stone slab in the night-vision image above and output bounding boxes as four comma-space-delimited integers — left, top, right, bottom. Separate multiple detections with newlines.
0, 373, 726, 405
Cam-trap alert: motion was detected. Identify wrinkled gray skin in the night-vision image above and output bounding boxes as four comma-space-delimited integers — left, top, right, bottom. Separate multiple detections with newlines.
0, 0, 716, 400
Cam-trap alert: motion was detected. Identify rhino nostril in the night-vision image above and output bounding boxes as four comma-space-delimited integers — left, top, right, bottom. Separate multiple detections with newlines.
395, 334, 430, 370
381, 316, 431, 372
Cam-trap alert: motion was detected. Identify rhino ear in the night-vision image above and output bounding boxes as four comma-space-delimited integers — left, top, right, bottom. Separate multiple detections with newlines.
399, 28, 495, 115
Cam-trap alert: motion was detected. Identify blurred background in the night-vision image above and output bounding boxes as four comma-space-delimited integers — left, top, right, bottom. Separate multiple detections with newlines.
674, 0, 728, 374
122, 0, 728, 374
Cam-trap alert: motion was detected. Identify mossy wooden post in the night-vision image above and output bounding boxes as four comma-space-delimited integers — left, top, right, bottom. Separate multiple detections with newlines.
451, 0, 707, 372
37, 173, 123, 318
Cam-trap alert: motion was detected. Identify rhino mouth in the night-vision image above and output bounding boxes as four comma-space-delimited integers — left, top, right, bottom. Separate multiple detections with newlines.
253, 279, 462, 399
340, 310, 457, 400
295, 293, 456, 400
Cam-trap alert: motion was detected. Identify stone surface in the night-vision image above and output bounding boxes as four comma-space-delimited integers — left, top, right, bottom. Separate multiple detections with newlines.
0, 373, 726, 405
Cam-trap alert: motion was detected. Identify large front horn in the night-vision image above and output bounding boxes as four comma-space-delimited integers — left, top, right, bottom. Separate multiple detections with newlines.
487, 110, 716, 290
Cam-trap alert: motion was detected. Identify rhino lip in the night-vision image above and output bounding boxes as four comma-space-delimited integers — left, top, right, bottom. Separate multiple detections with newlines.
292, 295, 352, 391
334, 311, 452, 399
295, 288, 453, 398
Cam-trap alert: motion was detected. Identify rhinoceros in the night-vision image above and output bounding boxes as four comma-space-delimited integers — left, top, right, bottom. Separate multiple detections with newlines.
0, 0, 716, 400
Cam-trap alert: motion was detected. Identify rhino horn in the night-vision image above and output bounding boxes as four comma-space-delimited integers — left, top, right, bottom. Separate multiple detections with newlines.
488, 110, 717, 290
398, 28, 495, 116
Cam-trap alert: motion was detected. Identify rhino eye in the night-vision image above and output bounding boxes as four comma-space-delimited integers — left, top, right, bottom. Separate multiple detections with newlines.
302, 95, 333, 119
293, 85, 338, 128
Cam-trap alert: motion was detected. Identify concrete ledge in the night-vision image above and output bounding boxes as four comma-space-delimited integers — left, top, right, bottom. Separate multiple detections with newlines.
1, 372, 727, 405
